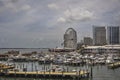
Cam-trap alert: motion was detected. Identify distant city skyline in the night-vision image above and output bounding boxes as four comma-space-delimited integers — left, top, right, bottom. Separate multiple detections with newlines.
0, 0, 120, 48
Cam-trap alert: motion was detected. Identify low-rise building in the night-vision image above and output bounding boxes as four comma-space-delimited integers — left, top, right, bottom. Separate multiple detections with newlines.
83, 37, 93, 46
82, 45, 120, 54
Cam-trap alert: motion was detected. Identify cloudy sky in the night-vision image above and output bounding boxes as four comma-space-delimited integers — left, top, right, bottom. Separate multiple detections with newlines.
0, 0, 120, 48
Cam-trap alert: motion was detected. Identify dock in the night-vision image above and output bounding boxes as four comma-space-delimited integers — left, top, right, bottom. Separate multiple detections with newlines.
0, 71, 89, 79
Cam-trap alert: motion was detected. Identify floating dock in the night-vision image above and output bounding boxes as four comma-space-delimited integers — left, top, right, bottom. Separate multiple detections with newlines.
108, 61, 120, 69
0, 71, 89, 79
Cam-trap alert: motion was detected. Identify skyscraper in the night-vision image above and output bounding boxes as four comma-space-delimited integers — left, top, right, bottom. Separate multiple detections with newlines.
107, 26, 120, 44
64, 28, 77, 49
93, 26, 106, 45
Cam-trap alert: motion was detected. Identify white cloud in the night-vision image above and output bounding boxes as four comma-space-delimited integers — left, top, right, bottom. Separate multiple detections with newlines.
57, 8, 95, 23
57, 17, 66, 22
20, 5, 31, 11
48, 3, 58, 10
0, 0, 31, 13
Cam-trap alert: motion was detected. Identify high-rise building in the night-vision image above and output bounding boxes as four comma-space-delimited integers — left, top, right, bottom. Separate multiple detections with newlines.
93, 26, 106, 45
107, 26, 120, 44
64, 28, 77, 49
84, 37, 93, 46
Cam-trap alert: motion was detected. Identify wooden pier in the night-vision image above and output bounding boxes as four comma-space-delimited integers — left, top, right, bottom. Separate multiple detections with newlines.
0, 70, 89, 79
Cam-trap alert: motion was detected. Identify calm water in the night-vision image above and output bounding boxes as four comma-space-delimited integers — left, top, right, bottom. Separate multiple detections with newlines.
0, 48, 48, 53
92, 65, 120, 80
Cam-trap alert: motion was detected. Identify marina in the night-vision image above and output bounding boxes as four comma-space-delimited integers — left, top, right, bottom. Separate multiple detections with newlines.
0, 49, 120, 80
0, 50, 120, 66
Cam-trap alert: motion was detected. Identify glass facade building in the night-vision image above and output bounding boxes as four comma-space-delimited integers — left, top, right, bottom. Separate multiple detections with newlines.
107, 26, 120, 44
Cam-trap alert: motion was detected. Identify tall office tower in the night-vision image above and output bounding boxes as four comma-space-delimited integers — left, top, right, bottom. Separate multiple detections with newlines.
93, 26, 106, 45
107, 26, 120, 44
64, 28, 77, 49
84, 37, 93, 46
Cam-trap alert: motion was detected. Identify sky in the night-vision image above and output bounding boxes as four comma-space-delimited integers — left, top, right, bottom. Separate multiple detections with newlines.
0, 0, 120, 48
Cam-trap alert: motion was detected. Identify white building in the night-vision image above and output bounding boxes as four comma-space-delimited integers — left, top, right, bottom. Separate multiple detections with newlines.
64, 28, 77, 49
